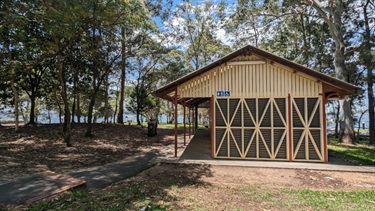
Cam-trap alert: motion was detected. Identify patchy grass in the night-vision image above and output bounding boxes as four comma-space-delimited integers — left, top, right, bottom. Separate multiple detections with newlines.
129, 122, 207, 129
284, 189, 375, 211
25, 182, 375, 211
328, 137, 375, 165
27, 184, 167, 211
157, 123, 206, 129
19, 164, 375, 211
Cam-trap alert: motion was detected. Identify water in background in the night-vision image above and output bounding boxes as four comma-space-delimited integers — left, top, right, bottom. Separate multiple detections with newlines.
0, 112, 183, 124
1, 110, 369, 128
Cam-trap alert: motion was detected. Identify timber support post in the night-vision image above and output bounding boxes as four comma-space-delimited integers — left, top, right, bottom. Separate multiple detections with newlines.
188, 105, 191, 139
183, 99, 186, 146
195, 106, 198, 130
174, 89, 178, 157
322, 86, 328, 163
211, 95, 215, 158
288, 94, 293, 161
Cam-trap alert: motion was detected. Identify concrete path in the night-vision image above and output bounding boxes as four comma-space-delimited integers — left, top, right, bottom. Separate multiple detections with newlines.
0, 172, 85, 205
68, 151, 156, 191
0, 151, 157, 205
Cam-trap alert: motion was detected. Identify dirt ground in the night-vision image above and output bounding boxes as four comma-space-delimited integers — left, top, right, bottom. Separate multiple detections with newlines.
103, 163, 375, 210
0, 124, 183, 184
1, 123, 375, 210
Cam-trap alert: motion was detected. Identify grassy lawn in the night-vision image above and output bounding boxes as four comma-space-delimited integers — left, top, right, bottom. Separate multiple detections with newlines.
157, 123, 206, 129
284, 189, 375, 210
25, 183, 375, 211
129, 122, 206, 129
328, 137, 375, 165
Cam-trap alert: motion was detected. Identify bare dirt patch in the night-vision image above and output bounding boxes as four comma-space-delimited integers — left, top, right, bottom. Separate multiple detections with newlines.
0, 124, 182, 183
96, 164, 375, 210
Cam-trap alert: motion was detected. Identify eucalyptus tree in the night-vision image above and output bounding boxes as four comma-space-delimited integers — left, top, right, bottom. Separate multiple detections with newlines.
298, 0, 356, 142
225, 0, 265, 48
233, 0, 364, 143
127, 33, 170, 125
116, 0, 150, 124
0, 0, 32, 130
80, 0, 155, 136
40, 0, 92, 146
356, 0, 375, 144
157, 49, 189, 123
165, 0, 231, 71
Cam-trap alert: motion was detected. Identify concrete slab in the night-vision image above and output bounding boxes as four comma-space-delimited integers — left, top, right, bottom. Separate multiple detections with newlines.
173, 129, 375, 173
0, 171, 85, 205
180, 129, 212, 160
166, 159, 375, 173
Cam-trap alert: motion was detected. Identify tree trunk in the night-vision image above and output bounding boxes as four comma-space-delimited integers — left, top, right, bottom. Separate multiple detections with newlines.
334, 25, 354, 143
48, 109, 51, 124
300, 14, 309, 65
57, 55, 72, 147
339, 96, 355, 143
76, 92, 81, 123
330, 1, 354, 143
7, 42, 19, 131
363, 0, 374, 144
117, 27, 126, 124
136, 108, 141, 125
356, 110, 368, 143
85, 95, 96, 137
104, 75, 109, 124
335, 103, 340, 138
113, 84, 119, 124
19, 104, 27, 125
71, 95, 76, 124
306, 0, 355, 143
10, 79, 19, 132
28, 94, 36, 125
59, 106, 62, 124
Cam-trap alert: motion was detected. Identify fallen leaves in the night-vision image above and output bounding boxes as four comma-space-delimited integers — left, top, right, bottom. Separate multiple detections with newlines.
0, 123, 177, 183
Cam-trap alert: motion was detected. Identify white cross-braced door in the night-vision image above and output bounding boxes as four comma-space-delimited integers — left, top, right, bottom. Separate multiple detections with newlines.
214, 98, 288, 160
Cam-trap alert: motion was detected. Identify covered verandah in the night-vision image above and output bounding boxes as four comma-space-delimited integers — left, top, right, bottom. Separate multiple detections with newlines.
179, 129, 212, 160
159, 89, 212, 159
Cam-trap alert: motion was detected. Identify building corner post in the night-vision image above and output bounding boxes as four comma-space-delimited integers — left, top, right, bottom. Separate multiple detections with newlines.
174, 89, 178, 157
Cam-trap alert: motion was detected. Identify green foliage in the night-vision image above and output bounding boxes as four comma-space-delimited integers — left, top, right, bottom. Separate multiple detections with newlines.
167, 0, 232, 71
127, 85, 157, 120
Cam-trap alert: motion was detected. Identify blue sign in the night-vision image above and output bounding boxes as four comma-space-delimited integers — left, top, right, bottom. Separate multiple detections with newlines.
216, 91, 231, 97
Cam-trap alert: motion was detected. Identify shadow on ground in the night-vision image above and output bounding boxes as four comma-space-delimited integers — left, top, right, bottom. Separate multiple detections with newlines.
0, 124, 179, 182
21, 163, 213, 210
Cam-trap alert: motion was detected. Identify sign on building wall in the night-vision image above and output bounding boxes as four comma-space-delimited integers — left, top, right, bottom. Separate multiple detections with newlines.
216, 91, 231, 97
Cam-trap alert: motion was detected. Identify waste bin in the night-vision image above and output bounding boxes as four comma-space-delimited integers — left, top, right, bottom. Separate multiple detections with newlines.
147, 121, 157, 137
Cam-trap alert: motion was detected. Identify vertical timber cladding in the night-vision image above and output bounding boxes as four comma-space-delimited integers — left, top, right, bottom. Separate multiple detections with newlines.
210, 60, 324, 162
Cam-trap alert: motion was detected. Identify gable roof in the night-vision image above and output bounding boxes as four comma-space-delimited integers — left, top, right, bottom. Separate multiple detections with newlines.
154, 45, 362, 98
